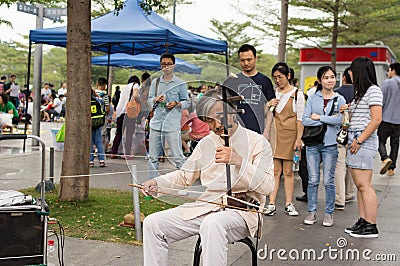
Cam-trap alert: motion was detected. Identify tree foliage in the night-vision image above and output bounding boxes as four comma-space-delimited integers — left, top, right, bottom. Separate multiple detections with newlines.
209, 19, 259, 69
139, 0, 191, 15
245, 0, 400, 65
0, 41, 30, 83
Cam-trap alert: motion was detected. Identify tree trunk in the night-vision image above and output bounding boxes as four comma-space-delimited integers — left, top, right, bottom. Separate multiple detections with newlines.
331, 0, 340, 70
59, 0, 91, 201
277, 0, 289, 62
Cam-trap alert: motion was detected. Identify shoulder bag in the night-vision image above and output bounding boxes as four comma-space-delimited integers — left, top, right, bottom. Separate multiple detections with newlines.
126, 85, 141, 119
302, 97, 337, 146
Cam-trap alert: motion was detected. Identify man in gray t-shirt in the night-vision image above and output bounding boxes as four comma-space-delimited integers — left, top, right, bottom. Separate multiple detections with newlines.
378, 63, 400, 176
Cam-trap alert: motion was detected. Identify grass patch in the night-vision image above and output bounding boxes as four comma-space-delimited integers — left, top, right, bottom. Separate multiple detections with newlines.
19, 187, 174, 245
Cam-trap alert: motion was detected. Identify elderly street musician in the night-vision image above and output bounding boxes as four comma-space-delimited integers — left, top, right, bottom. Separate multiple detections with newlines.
140, 87, 275, 265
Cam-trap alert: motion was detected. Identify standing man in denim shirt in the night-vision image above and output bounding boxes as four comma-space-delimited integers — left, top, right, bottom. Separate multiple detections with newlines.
147, 53, 189, 179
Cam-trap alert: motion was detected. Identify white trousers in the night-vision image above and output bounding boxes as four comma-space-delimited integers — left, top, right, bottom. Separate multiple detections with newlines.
335, 145, 355, 205
143, 207, 250, 266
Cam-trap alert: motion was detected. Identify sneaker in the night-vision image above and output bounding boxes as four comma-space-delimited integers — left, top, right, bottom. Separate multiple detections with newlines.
295, 194, 308, 202
345, 195, 356, 203
264, 204, 276, 216
380, 158, 392, 174
99, 161, 106, 168
387, 169, 394, 176
284, 203, 299, 216
335, 204, 345, 210
350, 223, 379, 238
322, 214, 334, 227
90, 161, 94, 167
345, 217, 367, 234
304, 212, 316, 225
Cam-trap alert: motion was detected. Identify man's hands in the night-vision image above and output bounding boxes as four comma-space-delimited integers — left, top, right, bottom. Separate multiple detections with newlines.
215, 146, 242, 167
166, 101, 179, 109
155, 95, 165, 103
155, 95, 179, 110
140, 179, 158, 197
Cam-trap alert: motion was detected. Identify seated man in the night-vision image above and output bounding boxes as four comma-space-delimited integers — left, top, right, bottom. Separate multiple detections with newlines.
141, 88, 275, 266
42, 94, 63, 122
0, 93, 19, 132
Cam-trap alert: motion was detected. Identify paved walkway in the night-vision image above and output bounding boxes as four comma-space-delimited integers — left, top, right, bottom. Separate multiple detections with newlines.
0, 122, 399, 265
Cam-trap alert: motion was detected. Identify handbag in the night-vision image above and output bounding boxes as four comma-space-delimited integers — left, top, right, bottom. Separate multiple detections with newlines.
336, 101, 358, 145
126, 85, 141, 119
302, 97, 338, 146
336, 127, 348, 145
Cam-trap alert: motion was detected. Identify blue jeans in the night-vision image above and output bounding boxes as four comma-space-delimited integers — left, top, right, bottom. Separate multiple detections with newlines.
90, 127, 105, 162
306, 144, 338, 215
148, 129, 185, 179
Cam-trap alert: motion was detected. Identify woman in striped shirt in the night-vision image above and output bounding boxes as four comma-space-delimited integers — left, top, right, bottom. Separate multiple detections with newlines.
340, 57, 383, 238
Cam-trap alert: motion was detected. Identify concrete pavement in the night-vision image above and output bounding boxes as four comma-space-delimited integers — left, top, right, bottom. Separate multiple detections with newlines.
1, 121, 399, 265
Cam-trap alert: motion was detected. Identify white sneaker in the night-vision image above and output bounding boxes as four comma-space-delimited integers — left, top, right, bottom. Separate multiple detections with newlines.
284, 203, 299, 216
304, 212, 316, 225
264, 204, 276, 216
322, 214, 334, 227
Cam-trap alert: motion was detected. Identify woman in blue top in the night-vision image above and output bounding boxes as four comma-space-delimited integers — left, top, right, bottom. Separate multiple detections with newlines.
302, 66, 345, 227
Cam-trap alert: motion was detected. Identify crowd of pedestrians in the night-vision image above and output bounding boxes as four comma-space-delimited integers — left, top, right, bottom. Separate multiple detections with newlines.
138, 45, 400, 265
0, 74, 68, 132
2, 43, 397, 246
131, 46, 400, 253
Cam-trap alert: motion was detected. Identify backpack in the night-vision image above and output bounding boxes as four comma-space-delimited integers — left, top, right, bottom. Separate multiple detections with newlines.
91, 95, 105, 129
126, 84, 141, 119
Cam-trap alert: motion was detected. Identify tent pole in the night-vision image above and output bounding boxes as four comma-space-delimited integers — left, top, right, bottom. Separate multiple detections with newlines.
106, 47, 111, 95
225, 48, 229, 77
23, 41, 33, 151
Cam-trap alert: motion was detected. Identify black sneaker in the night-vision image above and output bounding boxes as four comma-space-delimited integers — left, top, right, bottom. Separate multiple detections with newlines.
335, 204, 345, 210
350, 223, 379, 238
345, 218, 367, 234
296, 194, 308, 202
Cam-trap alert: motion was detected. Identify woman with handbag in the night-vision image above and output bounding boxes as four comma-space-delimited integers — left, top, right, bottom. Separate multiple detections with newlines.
302, 66, 345, 227
111, 75, 141, 159
265, 62, 305, 216
340, 57, 382, 238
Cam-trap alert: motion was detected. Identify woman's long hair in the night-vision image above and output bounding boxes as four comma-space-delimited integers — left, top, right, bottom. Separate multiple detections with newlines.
316, 66, 336, 92
127, 75, 140, 85
350, 57, 378, 103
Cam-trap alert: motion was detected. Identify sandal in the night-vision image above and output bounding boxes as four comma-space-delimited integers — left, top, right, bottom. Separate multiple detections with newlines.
99, 161, 106, 167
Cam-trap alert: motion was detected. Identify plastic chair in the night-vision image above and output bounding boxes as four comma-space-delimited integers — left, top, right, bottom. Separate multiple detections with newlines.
193, 235, 257, 266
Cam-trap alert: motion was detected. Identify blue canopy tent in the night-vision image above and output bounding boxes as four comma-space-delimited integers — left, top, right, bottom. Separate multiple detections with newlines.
29, 0, 228, 55
25, 0, 228, 143
26, 0, 227, 121
91, 53, 202, 75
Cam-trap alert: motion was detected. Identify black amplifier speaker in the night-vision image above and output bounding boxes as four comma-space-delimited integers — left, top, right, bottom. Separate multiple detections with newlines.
0, 208, 44, 265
